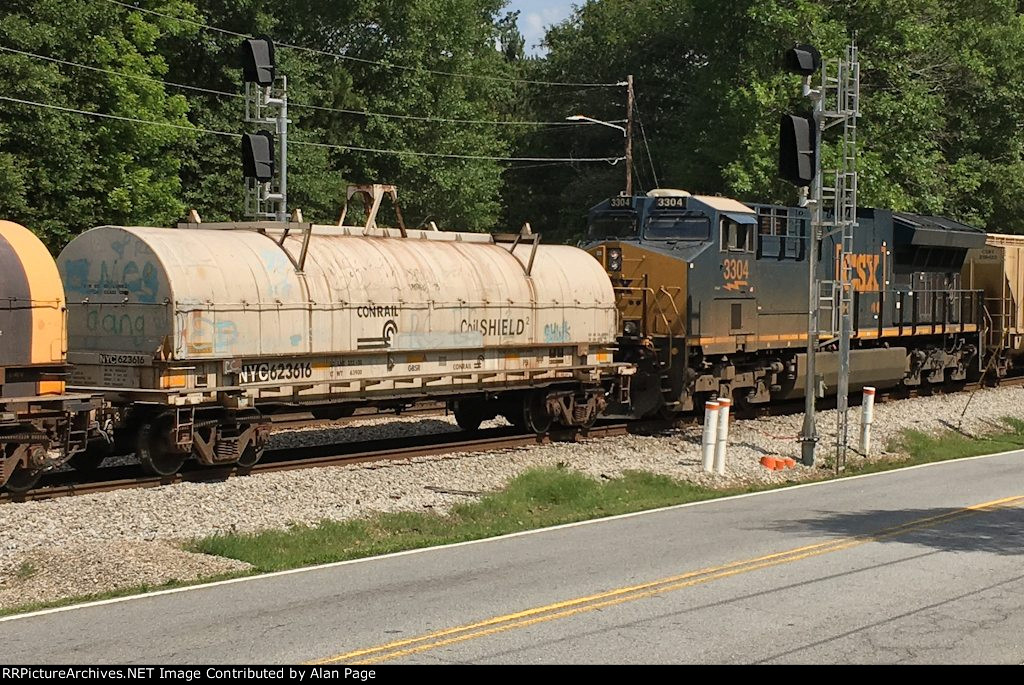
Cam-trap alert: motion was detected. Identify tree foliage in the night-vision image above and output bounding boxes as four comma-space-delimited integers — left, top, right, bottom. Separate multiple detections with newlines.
3, 0, 1024, 250
508, 0, 1024, 238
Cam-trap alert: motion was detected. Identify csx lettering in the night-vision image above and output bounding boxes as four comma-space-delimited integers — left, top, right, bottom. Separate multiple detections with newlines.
844, 254, 880, 291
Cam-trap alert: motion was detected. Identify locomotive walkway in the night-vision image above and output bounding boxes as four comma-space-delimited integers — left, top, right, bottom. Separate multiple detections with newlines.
2, 450, 1023, 664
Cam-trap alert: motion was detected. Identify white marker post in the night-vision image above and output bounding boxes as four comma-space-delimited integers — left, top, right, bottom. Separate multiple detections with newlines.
860, 386, 876, 456
714, 398, 732, 476
701, 401, 720, 473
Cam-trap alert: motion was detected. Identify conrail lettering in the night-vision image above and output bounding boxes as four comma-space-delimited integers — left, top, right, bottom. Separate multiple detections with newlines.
461, 318, 526, 337
357, 306, 399, 318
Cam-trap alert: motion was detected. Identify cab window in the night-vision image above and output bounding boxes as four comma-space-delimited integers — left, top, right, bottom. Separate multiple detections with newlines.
720, 218, 755, 253
588, 212, 637, 240
643, 212, 710, 241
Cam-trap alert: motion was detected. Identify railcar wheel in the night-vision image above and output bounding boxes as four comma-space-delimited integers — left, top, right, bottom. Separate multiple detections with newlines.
69, 441, 113, 471
522, 391, 553, 435
236, 435, 264, 469
4, 466, 41, 494
137, 420, 186, 477
453, 401, 484, 431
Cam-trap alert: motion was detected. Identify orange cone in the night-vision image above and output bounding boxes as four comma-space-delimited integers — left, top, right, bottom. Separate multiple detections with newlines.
760, 456, 779, 470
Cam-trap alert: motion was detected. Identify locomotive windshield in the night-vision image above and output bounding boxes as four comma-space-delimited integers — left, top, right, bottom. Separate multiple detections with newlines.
588, 211, 637, 240
644, 212, 710, 241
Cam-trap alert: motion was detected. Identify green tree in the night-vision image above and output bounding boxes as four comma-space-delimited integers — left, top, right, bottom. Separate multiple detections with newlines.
509, 0, 1024, 238
0, 0, 199, 249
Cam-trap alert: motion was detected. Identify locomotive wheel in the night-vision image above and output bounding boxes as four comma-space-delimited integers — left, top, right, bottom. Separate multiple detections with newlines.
522, 391, 553, 435
453, 401, 484, 431
4, 466, 41, 494
137, 420, 186, 477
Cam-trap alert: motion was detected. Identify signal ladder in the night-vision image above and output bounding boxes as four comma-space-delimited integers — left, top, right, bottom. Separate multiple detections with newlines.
813, 43, 860, 471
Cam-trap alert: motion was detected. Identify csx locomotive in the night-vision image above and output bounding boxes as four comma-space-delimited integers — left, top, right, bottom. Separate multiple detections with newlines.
585, 188, 1024, 419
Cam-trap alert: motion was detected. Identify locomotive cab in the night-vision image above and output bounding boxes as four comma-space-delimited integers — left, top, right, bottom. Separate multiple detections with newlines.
586, 189, 754, 417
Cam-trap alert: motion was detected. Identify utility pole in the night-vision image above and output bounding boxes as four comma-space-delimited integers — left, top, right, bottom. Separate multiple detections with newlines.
800, 82, 824, 467
625, 74, 634, 196
778, 44, 823, 466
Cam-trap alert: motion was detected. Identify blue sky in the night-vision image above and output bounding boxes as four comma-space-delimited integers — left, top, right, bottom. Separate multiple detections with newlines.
505, 1, 576, 55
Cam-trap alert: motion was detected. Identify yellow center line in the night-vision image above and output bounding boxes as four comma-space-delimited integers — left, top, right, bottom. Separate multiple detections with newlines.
311, 494, 1024, 665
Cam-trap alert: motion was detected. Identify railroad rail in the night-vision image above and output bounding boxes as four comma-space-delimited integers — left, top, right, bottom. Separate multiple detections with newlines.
265, 402, 447, 432
5, 374, 1022, 504
1, 423, 631, 503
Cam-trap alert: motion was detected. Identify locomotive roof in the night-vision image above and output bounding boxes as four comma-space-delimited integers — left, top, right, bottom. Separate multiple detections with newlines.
892, 212, 987, 249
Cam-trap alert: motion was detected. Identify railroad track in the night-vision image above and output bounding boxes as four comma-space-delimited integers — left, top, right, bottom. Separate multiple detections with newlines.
265, 401, 447, 432
5, 375, 1022, 504
1, 423, 631, 504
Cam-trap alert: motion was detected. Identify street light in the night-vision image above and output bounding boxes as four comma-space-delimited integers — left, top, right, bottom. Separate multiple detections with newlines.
565, 114, 627, 137
566, 112, 634, 195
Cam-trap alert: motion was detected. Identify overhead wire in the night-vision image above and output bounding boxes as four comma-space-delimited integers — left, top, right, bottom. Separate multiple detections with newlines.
0, 95, 624, 164
634, 100, 661, 188
0, 95, 241, 138
0, 44, 611, 128
99, 0, 625, 89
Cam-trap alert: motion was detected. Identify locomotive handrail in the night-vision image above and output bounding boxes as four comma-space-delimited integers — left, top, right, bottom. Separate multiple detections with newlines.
610, 283, 683, 368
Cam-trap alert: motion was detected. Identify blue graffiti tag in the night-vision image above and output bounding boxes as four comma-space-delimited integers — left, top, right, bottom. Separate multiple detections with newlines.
543, 320, 572, 343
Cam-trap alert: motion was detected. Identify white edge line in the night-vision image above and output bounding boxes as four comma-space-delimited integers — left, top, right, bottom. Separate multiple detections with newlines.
2, 446, 1021, 623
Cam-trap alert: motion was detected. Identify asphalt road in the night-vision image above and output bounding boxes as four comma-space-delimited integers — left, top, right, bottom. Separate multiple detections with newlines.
2, 450, 1023, 664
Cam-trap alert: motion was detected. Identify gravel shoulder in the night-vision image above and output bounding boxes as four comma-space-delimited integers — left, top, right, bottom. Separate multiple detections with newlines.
1, 386, 1020, 611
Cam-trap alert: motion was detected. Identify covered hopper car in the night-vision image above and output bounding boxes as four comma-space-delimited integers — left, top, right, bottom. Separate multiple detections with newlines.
0, 221, 98, 491
58, 188, 630, 476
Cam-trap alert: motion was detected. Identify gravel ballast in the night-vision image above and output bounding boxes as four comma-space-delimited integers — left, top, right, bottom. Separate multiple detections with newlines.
1, 386, 1021, 610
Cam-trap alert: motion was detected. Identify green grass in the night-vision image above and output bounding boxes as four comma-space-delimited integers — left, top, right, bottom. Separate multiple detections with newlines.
845, 416, 1024, 476
14, 561, 36, 581
6, 417, 1024, 617
190, 467, 746, 572
194, 417, 1024, 573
